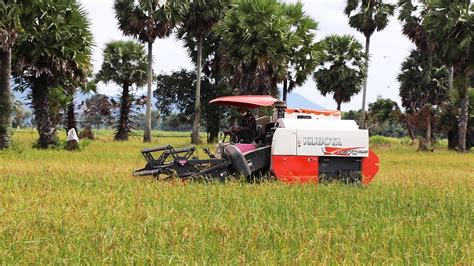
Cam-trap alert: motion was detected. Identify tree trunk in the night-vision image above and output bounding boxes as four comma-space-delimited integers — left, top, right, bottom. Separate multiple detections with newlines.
32, 77, 57, 148
207, 118, 220, 143
0, 48, 12, 149
448, 65, 454, 91
206, 104, 221, 143
208, 130, 219, 143
191, 36, 203, 144
115, 83, 131, 141
418, 52, 434, 152
405, 120, 416, 143
66, 90, 77, 132
359, 36, 370, 129
425, 107, 432, 151
143, 41, 153, 143
282, 78, 288, 103
457, 75, 469, 152
336, 101, 341, 111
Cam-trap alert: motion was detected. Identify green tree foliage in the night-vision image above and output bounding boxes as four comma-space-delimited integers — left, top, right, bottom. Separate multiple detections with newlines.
96, 40, 148, 141
398, 49, 449, 151
160, 113, 193, 132
114, 0, 189, 143
177, 0, 231, 144
13, 0, 93, 148
313, 35, 367, 111
342, 110, 361, 121
154, 69, 230, 142
344, 0, 395, 128
215, 0, 318, 96
367, 98, 406, 138
368, 98, 400, 124
0, 0, 21, 149
423, 0, 473, 152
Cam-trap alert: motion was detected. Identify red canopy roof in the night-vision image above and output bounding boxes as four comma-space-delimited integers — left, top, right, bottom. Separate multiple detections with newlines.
209, 95, 278, 108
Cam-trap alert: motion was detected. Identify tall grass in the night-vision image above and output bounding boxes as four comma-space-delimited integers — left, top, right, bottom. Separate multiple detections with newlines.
0, 130, 472, 264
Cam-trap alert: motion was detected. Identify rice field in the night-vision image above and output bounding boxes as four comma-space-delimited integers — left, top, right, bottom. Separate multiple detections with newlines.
0, 129, 472, 264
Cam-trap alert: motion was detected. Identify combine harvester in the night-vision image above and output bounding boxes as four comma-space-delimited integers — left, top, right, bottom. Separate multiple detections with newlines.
134, 95, 379, 184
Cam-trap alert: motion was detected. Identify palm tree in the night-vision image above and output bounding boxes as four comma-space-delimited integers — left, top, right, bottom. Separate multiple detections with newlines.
214, 0, 291, 95
398, 0, 443, 150
96, 40, 148, 141
398, 49, 449, 151
0, 0, 21, 149
398, 0, 434, 55
177, 0, 230, 144
114, 0, 188, 143
282, 2, 320, 103
344, 0, 395, 128
423, 0, 473, 152
313, 35, 367, 111
13, 0, 93, 148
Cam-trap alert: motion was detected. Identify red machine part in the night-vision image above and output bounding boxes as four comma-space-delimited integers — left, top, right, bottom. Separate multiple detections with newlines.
271, 149, 379, 184
271, 156, 319, 183
361, 149, 380, 185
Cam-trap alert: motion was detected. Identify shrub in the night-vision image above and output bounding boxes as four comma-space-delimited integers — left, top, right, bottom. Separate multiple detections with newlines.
370, 135, 392, 147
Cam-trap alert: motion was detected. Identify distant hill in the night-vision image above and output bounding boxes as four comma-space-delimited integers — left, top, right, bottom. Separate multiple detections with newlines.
287, 92, 327, 110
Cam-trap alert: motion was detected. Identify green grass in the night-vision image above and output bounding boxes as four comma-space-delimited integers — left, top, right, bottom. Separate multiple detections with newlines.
0, 129, 472, 264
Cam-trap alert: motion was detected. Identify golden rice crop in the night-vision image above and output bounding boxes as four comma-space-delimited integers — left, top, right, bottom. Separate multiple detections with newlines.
0, 129, 472, 264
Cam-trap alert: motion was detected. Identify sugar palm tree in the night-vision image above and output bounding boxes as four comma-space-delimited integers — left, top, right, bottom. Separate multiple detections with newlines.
215, 0, 291, 96
13, 0, 93, 148
114, 0, 188, 143
423, 0, 473, 152
0, 0, 21, 149
398, 49, 449, 151
177, 0, 231, 144
398, 0, 434, 55
313, 35, 367, 111
344, 0, 395, 128
282, 2, 320, 103
96, 40, 148, 141
398, 0, 451, 151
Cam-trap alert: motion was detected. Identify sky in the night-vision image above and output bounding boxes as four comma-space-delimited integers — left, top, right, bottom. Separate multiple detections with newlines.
80, 0, 414, 111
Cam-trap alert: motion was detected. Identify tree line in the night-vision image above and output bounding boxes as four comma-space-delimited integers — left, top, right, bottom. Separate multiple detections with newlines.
0, 0, 473, 152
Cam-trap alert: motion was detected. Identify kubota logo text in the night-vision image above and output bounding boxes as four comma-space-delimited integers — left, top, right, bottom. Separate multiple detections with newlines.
303, 137, 342, 146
